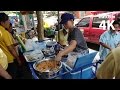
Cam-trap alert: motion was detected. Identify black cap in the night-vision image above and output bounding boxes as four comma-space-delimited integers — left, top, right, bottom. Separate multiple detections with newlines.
60, 13, 74, 24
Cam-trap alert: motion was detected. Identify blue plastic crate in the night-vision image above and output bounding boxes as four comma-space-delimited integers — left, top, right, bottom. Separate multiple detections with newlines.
61, 66, 95, 79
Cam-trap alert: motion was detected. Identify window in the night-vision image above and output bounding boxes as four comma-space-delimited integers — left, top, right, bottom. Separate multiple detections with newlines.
77, 17, 90, 27
92, 17, 108, 28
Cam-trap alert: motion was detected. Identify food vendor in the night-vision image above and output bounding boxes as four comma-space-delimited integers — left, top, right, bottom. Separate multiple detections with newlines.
55, 13, 89, 68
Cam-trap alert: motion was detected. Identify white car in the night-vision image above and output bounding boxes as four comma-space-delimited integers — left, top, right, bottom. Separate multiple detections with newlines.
74, 19, 81, 26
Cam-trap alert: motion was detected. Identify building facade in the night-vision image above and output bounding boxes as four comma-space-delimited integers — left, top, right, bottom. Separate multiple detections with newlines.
74, 11, 109, 19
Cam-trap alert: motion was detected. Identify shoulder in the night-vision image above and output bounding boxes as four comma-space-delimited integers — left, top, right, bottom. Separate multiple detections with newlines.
73, 27, 81, 34
1, 30, 12, 40
3, 30, 11, 36
0, 27, 9, 37
59, 29, 63, 31
116, 32, 120, 36
103, 31, 109, 35
73, 27, 80, 31
101, 31, 109, 37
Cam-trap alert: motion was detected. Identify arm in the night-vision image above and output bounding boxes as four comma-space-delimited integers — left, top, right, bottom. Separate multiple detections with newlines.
55, 40, 77, 61
99, 42, 112, 50
13, 43, 19, 46
3, 32, 21, 66
59, 40, 77, 56
7, 45, 21, 66
99, 32, 112, 50
0, 65, 12, 79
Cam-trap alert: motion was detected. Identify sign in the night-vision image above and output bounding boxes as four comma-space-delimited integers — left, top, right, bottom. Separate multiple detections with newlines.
99, 20, 115, 30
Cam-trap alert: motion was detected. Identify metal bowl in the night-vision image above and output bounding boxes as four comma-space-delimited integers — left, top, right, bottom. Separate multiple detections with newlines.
46, 41, 57, 47
33, 58, 62, 79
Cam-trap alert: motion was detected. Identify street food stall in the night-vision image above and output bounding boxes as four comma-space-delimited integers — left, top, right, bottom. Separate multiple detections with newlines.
16, 34, 99, 79
15, 11, 100, 79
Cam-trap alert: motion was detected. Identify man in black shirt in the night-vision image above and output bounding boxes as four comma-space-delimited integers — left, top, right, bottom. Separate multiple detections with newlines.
55, 13, 88, 68
68, 27, 88, 52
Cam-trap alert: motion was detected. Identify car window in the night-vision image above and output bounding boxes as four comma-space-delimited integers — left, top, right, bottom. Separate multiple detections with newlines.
77, 17, 90, 27
92, 17, 108, 28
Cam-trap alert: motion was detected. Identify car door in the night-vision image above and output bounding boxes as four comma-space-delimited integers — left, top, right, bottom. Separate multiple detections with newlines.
76, 17, 91, 42
90, 17, 108, 44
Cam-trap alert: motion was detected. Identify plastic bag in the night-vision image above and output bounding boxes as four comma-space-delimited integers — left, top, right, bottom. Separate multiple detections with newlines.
29, 49, 44, 61
35, 42, 46, 50
25, 39, 34, 51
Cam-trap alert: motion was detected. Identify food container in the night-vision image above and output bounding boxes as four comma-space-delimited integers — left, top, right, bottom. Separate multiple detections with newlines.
33, 58, 62, 79
42, 48, 55, 57
24, 50, 44, 62
46, 41, 57, 48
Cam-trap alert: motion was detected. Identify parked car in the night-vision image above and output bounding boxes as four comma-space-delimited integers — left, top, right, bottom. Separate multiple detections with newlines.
75, 11, 120, 45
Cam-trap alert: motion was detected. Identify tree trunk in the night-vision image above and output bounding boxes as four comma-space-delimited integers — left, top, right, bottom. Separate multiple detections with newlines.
36, 11, 44, 40
58, 11, 60, 42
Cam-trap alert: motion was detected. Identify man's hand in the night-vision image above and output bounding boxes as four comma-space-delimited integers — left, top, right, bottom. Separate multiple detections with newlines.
55, 40, 77, 61
5, 74, 12, 79
7, 45, 22, 66
55, 51, 63, 61
0, 65, 12, 79
17, 59, 22, 66
13, 42, 20, 46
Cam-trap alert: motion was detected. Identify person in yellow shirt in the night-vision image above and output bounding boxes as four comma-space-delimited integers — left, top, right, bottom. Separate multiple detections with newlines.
6, 22, 19, 54
0, 48, 12, 79
59, 28, 68, 47
0, 13, 22, 79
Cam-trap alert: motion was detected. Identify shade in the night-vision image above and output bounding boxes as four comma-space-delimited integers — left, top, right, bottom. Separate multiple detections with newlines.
20, 11, 34, 15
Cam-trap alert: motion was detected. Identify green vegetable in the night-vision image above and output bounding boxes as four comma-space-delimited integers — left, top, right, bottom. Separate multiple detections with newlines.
16, 34, 26, 51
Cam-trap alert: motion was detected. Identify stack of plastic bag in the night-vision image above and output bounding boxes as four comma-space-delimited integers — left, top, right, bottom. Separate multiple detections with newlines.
25, 39, 34, 51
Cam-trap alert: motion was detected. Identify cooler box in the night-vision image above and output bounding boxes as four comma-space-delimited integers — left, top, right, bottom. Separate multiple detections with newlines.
60, 52, 97, 79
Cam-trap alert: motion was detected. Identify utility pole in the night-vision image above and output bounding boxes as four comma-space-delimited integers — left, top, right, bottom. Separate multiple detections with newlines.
36, 11, 44, 40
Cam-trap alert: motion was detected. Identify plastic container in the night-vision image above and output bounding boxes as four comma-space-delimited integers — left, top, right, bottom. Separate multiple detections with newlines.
37, 42, 46, 50
61, 66, 95, 79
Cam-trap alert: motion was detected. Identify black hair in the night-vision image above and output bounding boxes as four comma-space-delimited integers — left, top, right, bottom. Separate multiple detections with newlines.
0, 13, 9, 23
113, 20, 120, 26
10, 23, 12, 26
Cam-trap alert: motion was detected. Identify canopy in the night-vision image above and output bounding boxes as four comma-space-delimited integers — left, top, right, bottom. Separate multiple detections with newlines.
20, 11, 34, 15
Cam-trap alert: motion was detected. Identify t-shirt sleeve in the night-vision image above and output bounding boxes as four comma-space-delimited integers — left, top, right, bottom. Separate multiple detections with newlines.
71, 28, 84, 44
3, 31, 14, 46
96, 52, 115, 79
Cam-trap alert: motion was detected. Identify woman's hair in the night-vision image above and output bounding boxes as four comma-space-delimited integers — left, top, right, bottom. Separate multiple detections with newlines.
10, 23, 12, 27
10, 23, 12, 26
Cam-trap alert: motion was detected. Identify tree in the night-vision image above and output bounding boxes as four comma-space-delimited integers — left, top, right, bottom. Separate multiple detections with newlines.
36, 11, 44, 40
